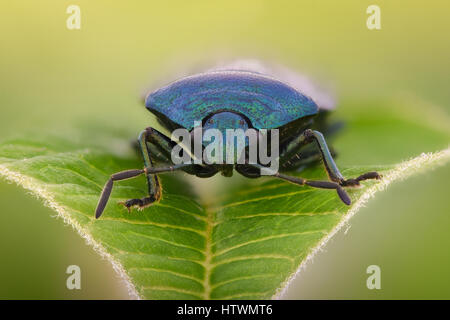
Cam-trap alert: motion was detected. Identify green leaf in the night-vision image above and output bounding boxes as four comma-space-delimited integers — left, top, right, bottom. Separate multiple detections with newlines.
0, 99, 449, 300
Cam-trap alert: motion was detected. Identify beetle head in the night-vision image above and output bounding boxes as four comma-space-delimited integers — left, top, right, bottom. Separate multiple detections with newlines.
202, 111, 251, 163
203, 111, 250, 134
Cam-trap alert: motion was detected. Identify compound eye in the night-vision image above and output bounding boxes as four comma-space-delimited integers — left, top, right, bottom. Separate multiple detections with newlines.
208, 119, 214, 124
239, 120, 245, 125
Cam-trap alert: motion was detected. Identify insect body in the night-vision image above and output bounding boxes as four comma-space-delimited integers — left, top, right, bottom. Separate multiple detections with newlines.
95, 70, 380, 218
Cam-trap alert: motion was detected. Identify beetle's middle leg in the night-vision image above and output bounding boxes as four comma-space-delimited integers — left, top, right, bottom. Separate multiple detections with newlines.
279, 148, 337, 171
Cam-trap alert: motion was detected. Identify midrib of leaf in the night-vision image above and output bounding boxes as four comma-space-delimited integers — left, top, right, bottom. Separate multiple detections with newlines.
203, 206, 213, 300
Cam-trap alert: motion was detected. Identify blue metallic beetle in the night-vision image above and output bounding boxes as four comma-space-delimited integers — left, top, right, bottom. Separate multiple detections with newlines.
95, 68, 380, 218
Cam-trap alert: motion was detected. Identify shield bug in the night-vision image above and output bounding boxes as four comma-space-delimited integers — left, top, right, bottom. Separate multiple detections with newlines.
95, 64, 380, 218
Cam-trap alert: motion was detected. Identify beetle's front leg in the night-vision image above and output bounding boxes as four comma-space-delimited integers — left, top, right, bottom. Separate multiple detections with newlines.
120, 127, 174, 212
274, 129, 381, 205
95, 164, 194, 218
120, 127, 218, 212
299, 129, 381, 186
280, 129, 381, 187
238, 163, 353, 205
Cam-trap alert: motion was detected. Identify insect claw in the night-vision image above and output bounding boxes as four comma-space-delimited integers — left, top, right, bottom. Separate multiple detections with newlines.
118, 201, 132, 213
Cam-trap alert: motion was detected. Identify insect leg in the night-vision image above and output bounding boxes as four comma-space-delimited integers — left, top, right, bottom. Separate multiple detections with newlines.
299, 129, 345, 183
279, 148, 337, 171
238, 163, 352, 205
301, 129, 381, 186
123, 127, 175, 212
123, 127, 219, 211
95, 164, 193, 218
278, 130, 327, 171
274, 172, 351, 205
278, 129, 381, 193
95, 169, 145, 218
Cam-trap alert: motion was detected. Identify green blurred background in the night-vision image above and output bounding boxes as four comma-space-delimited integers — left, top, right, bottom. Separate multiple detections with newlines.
0, 0, 449, 299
